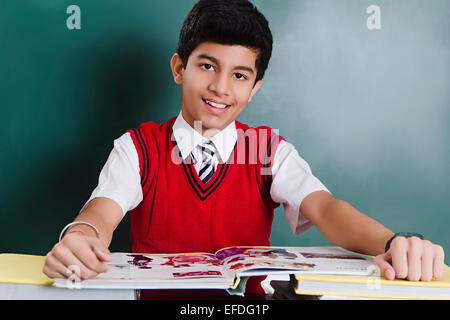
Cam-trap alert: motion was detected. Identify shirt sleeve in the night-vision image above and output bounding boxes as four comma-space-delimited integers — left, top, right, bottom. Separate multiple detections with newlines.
270, 140, 331, 235
81, 132, 143, 217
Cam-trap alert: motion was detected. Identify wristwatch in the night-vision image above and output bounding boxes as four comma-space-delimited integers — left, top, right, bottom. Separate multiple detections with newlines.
384, 232, 424, 253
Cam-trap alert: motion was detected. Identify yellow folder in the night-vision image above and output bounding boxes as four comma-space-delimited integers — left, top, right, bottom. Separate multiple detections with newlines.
0, 254, 54, 285
293, 265, 450, 300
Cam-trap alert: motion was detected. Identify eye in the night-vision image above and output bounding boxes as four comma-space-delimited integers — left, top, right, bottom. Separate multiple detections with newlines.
201, 63, 214, 71
234, 73, 247, 80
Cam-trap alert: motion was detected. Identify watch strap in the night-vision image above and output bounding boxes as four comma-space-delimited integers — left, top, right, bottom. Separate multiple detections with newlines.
384, 232, 424, 253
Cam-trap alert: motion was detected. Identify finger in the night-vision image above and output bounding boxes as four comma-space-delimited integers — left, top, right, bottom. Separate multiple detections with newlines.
62, 233, 110, 274
433, 245, 445, 280
70, 239, 109, 274
407, 237, 423, 281
420, 241, 434, 281
93, 245, 112, 263
390, 236, 408, 279
43, 253, 69, 279
373, 253, 395, 280
52, 243, 99, 280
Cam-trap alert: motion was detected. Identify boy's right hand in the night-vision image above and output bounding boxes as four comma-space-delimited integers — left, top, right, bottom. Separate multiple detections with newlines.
43, 232, 112, 280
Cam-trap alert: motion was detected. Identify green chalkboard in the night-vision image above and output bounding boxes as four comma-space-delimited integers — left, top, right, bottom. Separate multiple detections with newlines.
0, 0, 448, 264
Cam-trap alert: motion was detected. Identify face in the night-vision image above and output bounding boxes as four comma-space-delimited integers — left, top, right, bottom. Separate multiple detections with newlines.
170, 42, 263, 137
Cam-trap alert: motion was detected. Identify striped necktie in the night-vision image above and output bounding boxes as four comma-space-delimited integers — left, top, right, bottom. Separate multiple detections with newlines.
196, 140, 217, 184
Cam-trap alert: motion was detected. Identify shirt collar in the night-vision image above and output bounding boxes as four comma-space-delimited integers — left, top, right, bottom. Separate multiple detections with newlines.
172, 110, 237, 163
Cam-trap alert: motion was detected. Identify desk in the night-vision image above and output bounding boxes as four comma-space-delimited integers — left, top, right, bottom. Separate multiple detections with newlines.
0, 274, 316, 300
0, 283, 270, 300
0, 282, 380, 300
0, 283, 277, 300
0, 283, 135, 300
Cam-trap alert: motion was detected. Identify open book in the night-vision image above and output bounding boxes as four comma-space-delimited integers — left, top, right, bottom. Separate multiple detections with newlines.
53, 246, 375, 290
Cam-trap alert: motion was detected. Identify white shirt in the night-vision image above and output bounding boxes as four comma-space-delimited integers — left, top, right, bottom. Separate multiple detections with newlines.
84, 111, 331, 235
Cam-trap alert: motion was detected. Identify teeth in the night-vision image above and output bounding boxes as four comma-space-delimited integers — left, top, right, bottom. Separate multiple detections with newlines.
205, 99, 228, 109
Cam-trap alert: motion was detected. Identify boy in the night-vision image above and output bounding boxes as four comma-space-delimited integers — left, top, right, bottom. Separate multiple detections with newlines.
43, 0, 445, 294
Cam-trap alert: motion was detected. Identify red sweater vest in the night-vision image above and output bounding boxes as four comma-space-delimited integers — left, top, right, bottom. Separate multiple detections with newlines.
126, 116, 285, 293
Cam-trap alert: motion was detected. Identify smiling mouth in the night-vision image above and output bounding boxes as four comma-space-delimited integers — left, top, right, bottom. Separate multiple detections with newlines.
202, 98, 231, 109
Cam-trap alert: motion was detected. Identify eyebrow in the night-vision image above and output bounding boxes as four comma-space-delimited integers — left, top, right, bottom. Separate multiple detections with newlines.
196, 54, 255, 74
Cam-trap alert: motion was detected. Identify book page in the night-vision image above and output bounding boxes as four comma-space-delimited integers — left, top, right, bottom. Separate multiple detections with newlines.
98, 252, 228, 280
54, 252, 234, 289
53, 247, 377, 289
215, 246, 376, 277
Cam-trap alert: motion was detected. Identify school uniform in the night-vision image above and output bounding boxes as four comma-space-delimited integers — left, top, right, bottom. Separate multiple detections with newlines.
84, 111, 330, 293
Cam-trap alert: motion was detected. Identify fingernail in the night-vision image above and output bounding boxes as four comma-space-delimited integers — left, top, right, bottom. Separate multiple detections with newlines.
97, 249, 111, 259
386, 269, 394, 279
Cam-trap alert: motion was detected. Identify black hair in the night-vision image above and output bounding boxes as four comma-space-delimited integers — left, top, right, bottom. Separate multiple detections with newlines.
176, 0, 273, 84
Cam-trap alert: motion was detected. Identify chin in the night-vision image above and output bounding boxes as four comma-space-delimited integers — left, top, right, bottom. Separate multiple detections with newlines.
201, 119, 227, 134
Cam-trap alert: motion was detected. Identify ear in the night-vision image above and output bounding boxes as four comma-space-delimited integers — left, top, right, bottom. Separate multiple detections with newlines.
248, 79, 263, 103
170, 53, 184, 85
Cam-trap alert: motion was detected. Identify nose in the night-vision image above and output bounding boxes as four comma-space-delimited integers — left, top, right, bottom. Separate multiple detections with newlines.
208, 72, 230, 97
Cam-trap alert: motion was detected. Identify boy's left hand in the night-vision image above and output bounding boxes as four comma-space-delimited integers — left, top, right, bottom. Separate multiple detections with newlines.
373, 236, 445, 281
